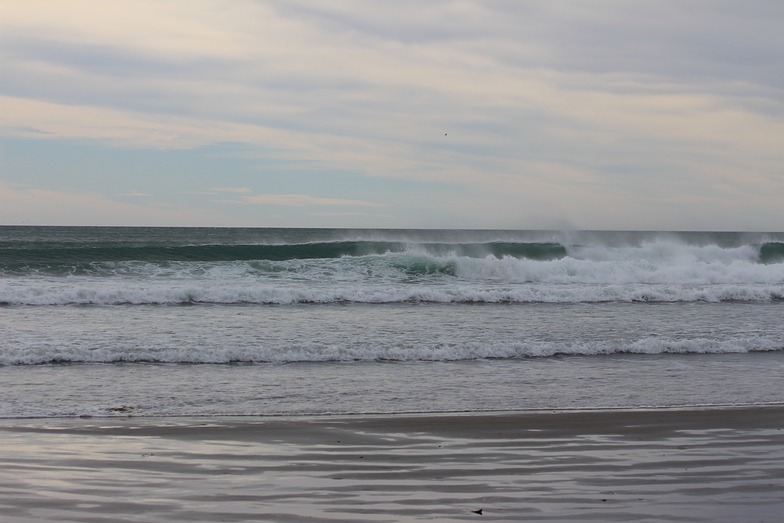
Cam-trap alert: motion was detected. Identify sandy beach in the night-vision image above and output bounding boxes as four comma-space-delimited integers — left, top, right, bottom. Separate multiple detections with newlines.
1, 406, 783, 522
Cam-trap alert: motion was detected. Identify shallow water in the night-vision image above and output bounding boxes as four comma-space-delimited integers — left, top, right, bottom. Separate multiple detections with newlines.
2, 341, 784, 418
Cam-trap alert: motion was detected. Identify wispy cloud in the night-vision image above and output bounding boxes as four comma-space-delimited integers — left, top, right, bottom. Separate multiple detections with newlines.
5, 125, 52, 135
210, 187, 252, 193
0, 182, 244, 226
117, 190, 152, 197
223, 194, 385, 207
310, 212, 393, 217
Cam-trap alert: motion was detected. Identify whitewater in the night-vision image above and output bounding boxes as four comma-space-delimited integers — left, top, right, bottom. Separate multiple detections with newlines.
1, 226, 783, 418
2, 228, 783, 306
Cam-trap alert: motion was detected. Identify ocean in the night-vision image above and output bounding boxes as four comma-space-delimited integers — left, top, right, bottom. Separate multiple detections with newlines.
2, 226, 783, 418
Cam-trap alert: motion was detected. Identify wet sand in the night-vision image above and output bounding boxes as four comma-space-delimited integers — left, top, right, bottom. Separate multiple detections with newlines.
1, 406, 783, 522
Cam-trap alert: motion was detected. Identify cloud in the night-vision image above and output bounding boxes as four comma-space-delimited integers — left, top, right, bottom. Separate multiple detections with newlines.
309, 212, 393, 217
117, 190, 151, 196
0, 182, 244, 226
1, 1, 783, 229
0, 0, 255, 61
237, 194, 385, 207
210, 187, 251, 193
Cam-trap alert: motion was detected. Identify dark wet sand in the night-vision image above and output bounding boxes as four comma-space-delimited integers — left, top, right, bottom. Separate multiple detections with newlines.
1, 406, 783, 522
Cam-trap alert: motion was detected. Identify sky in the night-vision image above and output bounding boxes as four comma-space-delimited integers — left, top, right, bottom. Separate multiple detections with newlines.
1, 0, 783, 230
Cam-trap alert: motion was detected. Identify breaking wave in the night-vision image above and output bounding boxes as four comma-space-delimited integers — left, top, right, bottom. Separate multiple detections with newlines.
2, 336, 782, 366
2, 234, 783, 305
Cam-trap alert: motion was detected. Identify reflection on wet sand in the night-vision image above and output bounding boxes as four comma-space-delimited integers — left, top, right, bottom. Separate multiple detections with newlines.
1, 407, 783, 522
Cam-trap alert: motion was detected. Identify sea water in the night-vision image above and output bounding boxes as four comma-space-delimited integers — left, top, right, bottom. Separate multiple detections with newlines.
1, 226, 783, 418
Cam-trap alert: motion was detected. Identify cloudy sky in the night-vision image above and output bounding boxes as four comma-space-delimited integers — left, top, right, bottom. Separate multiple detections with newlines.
1, 0, 782, 229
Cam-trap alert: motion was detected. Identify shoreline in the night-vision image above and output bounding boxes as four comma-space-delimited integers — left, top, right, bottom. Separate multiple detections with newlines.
2, 405, 783, 522
5, 399, 784, 422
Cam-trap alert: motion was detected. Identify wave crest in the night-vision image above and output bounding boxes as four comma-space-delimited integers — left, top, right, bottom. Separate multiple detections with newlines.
2, 336, 780, 365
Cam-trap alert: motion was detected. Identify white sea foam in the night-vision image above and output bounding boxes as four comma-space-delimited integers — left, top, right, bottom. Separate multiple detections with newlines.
454, 256, 783, 285
1, 335, 780, 366
2, 240, 782, 305
2, 280, 784, 305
